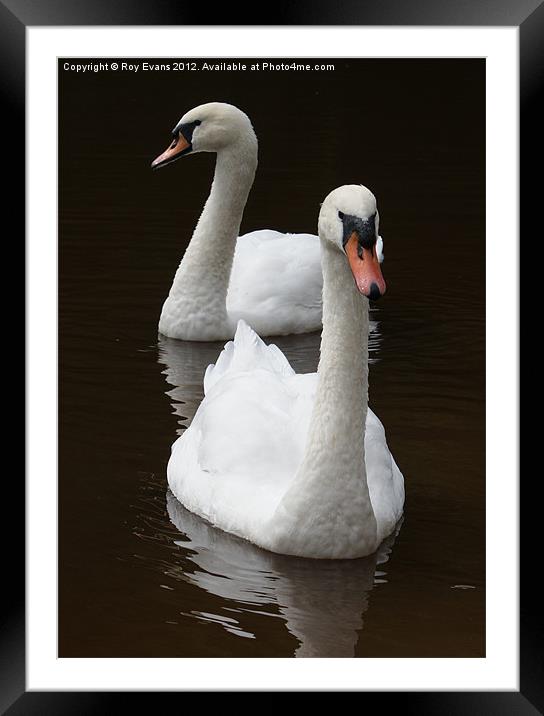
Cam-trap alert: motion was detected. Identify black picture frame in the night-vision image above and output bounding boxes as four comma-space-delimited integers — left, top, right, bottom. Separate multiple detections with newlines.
9, 0, 536, 710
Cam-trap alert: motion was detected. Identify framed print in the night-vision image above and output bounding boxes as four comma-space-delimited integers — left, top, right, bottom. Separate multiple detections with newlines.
10, 0, 538, 710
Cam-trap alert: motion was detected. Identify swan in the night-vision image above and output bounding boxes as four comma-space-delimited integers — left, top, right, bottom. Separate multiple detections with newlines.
167, 184, 404, 559
151, 102, 384, 341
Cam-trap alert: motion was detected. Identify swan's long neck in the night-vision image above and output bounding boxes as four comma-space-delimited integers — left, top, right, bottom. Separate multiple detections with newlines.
159, 139, 257, 340
272, 241, 377, 558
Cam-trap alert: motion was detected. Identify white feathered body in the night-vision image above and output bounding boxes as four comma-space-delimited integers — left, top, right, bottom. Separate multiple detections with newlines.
166, 182, 403, 559
228, 230, 323, 334
168, 321, 404, 559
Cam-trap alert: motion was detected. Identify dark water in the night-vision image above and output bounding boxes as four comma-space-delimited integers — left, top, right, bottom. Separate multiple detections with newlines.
59, 58, 485, 657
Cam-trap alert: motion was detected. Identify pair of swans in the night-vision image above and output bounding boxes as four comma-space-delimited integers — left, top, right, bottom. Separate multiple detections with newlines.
152, 102, 404, 560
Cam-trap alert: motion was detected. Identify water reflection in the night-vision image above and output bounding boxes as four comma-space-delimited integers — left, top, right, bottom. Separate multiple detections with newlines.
166, 492, 399, 657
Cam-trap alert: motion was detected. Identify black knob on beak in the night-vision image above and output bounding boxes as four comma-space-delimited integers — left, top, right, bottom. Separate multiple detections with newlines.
368, 282, 382, 301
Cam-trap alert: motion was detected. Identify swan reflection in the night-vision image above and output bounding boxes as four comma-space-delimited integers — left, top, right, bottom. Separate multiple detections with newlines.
166, 492, 399, 657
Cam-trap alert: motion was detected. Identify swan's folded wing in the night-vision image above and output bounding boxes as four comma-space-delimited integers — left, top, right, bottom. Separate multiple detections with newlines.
169, 343, 314, 537
227, 231, 323, 336
234, 229, 287, 247
365, 408, 405, 540
204, 319, 294, 394
230, 232, 322, 309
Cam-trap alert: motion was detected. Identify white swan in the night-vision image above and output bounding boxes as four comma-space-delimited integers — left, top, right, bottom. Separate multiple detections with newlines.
167, 184, 404, 559
152, 102, 384, 341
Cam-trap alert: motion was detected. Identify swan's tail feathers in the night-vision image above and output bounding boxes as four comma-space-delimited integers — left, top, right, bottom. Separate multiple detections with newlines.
203, 360, 219, 395
204, 319, 295, 393
203, 321, 254, 393
235, 320, 296, 379
233, 318, 263, 349
265, 343, 296, 378
203, 338, 235, 394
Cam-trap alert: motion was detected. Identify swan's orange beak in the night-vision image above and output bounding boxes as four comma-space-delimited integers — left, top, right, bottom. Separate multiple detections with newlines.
345, 232, 386, 300
151, 132, 191, 169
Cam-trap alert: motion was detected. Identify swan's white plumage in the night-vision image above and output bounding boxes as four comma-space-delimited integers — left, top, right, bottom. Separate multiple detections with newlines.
168, 320, 404, 557
155, 103, 384, 341
226, 230, 323, 336
167, 184, 403, 559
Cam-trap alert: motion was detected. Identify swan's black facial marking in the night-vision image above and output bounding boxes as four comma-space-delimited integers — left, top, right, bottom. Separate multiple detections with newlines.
173, 119, 201, 146
338, 211, 377, 258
